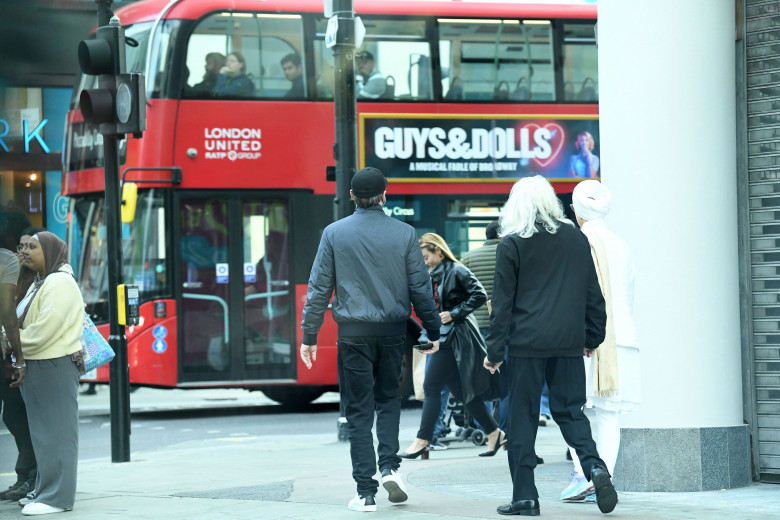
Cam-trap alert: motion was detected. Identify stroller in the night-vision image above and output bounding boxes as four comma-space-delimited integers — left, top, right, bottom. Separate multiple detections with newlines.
435, 395, 499, 447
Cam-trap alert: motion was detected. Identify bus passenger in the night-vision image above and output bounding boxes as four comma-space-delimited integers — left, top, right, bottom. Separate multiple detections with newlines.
355, 51, 387, 99
212, 52, 254, 98
192, 52, 226, 95
281, 53, 304, 98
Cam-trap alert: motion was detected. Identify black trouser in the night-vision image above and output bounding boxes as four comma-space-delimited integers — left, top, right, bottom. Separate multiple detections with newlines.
0, 378, 37, 481
506, 356, 606, 501
417, 347, 497, 441
338, 335, 405, 497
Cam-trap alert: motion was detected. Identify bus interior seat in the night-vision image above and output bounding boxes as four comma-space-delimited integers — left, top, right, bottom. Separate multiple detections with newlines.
444, 76, 463, 100
383, 75, 396, 99
510, 78, 530, 101
577, 77, 597, 101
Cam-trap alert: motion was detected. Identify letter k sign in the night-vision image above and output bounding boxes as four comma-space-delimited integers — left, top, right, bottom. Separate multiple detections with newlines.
25, 119, 50, 153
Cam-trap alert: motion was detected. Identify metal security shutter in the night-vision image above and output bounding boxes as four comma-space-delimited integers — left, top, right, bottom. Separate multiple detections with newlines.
746, 0, 780, 482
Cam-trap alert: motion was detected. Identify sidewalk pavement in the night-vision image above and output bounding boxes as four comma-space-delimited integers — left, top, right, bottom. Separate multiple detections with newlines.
0, 388, 778, 519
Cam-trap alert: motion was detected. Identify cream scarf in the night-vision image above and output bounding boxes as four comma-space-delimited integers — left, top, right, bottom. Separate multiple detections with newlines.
582, 226, 618, 397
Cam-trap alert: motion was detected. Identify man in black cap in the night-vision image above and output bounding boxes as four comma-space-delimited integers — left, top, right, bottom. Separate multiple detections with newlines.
301, 167, 441, 512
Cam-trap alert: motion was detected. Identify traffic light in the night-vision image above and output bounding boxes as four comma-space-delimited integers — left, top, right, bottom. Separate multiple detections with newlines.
78, 16, 146, 138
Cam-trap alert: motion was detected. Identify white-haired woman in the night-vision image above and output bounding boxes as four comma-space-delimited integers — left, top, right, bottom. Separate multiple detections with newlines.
483, 176, 617, 515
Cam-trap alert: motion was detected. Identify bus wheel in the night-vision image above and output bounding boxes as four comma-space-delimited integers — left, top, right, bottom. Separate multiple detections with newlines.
262, 386, 325, 407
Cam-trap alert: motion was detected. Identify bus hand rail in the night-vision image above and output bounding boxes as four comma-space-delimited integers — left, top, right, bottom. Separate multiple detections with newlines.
182, 293, 229, 344
244, 289, 290, 320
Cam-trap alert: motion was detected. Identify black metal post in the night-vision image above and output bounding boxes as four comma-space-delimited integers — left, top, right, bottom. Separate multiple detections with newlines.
104, 135, 131, 462
95, 0, 131, 463
331, 0, 357, 441
332, 0, 357, 221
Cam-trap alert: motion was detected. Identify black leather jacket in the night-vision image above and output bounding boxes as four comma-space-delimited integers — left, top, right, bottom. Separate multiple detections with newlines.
433, 260, 487, 322
433, 259, 494, 404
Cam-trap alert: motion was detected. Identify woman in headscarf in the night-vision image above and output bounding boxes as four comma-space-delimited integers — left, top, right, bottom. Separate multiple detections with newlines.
17, 231, 84, 515
560, 180, 640, 504
400, 233, 504, 460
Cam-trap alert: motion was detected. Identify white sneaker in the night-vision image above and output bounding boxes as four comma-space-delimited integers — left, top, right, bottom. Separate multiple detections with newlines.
22, 503, 66, 516
560, 472, 594, 502
347, 494, 377, 512
381, 469, 408, 504
18, 492, 37, 507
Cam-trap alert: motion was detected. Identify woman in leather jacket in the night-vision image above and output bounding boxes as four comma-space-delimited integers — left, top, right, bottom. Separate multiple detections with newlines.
400, 233, 504, 459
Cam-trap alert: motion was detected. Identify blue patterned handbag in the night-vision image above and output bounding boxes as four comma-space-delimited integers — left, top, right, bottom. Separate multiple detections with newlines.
82, 312, 115, 372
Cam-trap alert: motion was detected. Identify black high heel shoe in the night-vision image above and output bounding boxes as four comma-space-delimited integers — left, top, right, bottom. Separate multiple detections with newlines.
398, 446, 429, 460
479, 430, 508, 457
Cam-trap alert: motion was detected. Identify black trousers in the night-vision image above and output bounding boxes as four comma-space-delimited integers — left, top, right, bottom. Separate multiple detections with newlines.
0, 377, 37, 480
417, 347, 497, 441
506, 356, 606, 501
338, 335, 405, 497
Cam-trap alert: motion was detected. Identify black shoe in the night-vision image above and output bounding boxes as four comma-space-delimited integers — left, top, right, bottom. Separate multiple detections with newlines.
536, 455, 544, 465
398, 446, 429, 460
479, 430, 508, 457
5, 478, 34, 501
590, 466, 618, 514
0, 479, 24, 500
497, 499, 540, 516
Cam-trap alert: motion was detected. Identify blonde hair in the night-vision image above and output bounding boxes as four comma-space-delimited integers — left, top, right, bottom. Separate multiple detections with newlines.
420, 232, 459, 263
499, 175, 573, 239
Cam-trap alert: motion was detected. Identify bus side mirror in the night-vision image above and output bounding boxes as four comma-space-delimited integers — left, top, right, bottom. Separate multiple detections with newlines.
121, 182, 138, 223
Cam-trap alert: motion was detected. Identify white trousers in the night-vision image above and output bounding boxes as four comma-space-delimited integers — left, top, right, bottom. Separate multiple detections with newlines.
569, 407, 620, 477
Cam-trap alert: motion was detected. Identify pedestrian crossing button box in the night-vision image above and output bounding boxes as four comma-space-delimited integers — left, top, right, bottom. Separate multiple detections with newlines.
118, 284, 141, 326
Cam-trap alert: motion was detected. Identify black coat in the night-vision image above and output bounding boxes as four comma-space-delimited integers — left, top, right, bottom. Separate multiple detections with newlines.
486, 222, 606, 362
435, 260, 500, 403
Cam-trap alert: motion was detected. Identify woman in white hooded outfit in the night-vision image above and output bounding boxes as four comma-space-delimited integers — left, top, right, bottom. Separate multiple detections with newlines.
560, 180, 641, 503
17, 232, 84, 515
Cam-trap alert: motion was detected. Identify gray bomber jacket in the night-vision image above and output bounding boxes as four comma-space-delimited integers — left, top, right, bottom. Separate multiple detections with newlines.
301, 205, 441, 345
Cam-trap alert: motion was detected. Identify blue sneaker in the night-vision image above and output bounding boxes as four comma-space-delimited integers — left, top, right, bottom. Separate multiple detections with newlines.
583, 493, 597, 503
560, 473, 594, 502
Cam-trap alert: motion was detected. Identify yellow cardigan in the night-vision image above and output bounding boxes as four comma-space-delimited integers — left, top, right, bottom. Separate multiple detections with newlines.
19, 264, 84, 360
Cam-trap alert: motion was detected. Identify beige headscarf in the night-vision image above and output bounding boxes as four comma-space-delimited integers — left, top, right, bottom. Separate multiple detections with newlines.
573, 181, 618, 397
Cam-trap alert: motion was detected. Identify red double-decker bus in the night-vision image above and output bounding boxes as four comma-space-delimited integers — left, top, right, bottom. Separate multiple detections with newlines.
63, 0, 599, 406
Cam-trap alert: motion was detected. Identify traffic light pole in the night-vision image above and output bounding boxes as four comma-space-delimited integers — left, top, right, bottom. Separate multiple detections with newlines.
94, 0, 131, 463
330, 0, 357, 441
332, 0, 357, 221
104, 134, 131, 462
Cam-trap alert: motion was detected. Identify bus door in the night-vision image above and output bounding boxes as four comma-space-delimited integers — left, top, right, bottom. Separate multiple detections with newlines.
176, 194, 294, 384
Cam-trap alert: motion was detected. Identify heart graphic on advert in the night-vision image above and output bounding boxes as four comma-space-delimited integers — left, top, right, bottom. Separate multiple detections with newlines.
520, 122, 566, 168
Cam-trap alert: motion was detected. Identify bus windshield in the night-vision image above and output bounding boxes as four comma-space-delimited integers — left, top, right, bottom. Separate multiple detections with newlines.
69, 189, 168, 322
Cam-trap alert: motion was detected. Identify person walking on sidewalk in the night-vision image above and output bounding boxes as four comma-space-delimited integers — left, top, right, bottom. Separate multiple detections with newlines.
0, 221, 40, 504
400, 233, 503, 460
560, 180, 641, 504
17, 232, 85, 515
0, 210, 35, 503
483, 176, 618, 516
300, 167, 442, 512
